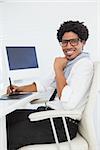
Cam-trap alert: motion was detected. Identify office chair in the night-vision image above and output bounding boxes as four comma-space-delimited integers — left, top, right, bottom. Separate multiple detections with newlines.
19, 62, 98, 150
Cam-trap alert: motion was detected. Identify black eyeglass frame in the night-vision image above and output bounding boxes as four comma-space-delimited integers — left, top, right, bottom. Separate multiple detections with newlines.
60, 38, 82, 47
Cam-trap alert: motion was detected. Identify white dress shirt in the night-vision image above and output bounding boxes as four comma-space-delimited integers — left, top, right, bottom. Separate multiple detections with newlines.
35, 57, 94, 120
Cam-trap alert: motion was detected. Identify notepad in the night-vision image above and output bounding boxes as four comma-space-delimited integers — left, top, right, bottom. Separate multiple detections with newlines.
0, 92, 32, 100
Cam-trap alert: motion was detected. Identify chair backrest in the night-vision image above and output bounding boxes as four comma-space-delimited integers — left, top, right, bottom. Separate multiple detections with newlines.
79, 61, 99, 150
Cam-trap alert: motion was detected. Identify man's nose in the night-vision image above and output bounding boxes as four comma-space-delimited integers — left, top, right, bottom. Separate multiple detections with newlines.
66, 41, 72, 48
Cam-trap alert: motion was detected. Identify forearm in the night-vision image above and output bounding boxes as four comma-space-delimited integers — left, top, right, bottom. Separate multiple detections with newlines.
55, 69, 67, 98
17, 83, 37, 92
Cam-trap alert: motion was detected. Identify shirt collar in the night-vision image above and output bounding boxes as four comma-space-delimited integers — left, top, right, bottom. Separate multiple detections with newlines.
67, 52, 89, 66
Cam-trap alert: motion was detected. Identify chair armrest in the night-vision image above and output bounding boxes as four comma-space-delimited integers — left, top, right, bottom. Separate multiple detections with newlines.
29, 110, 81, 121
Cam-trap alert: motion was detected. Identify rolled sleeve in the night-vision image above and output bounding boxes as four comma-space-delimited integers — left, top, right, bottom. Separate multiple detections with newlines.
34, 80, 45, 92
61, 85, 72, 102
34, 71, 55, 92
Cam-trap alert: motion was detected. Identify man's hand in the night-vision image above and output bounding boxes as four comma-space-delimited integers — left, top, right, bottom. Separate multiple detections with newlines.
7, 85, 19, 95
54, 57, 68, 72
7, 83, 37, 95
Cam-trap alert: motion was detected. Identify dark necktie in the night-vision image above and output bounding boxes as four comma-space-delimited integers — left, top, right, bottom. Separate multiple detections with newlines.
49, 89, 57, 101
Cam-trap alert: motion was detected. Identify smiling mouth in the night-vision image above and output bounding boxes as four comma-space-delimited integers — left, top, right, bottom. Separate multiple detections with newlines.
64, 50, 75, 56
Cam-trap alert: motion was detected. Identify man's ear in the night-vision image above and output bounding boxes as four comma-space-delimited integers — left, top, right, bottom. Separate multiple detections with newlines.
82, 40, 86, 45
81, 41, 86, 51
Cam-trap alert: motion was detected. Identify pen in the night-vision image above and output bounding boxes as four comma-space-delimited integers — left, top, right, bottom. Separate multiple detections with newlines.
9, 77, 13, 91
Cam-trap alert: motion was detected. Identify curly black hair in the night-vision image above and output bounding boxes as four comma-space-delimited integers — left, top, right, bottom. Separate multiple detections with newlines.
57, 21, 89, 42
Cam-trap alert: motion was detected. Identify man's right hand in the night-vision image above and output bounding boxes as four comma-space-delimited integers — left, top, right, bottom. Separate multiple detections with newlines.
7, 83, 37, 95
7, 85, 20, 95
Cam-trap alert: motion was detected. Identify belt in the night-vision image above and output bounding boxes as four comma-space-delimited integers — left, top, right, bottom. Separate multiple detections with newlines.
66, 117, 80, 125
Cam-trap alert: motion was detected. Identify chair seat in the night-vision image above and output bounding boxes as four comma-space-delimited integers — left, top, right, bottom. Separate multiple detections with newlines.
18, 133, 88, 150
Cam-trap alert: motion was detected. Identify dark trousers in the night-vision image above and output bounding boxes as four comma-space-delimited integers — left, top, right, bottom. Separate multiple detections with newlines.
6, 107, 79, 150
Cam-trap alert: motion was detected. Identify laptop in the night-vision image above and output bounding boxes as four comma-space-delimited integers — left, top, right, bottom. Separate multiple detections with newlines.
0, 92, 32, 100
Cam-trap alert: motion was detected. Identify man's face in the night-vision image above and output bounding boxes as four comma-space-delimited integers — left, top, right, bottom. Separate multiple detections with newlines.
60, 32, 85, 60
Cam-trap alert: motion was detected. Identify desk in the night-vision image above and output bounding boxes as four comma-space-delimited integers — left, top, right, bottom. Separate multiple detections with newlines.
0, 92, 49, 150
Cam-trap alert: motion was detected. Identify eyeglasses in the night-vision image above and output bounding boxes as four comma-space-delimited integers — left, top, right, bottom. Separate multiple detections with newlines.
60, 38, 81, 47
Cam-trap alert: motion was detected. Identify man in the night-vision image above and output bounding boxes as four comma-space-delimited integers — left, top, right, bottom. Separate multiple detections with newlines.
7, 21, 93, 150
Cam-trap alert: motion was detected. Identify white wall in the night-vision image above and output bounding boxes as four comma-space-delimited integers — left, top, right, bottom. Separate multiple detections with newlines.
0, 3, 4, 84
1, 1, 99, 79
0, 0, 100, 148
